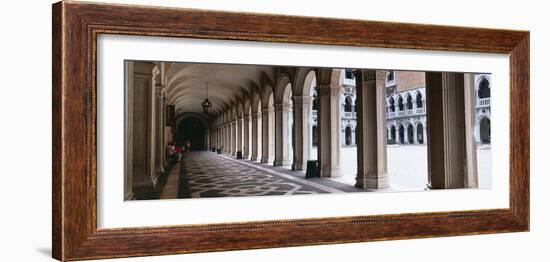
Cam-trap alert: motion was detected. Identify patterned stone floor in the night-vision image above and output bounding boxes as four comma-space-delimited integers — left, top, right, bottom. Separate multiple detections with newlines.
173, 151, 347, 199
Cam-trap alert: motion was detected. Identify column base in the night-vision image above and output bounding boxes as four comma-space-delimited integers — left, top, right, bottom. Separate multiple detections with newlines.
243, 154, 250, 160
355, 173, 390, 189
273, 160, 291, 166
250, 156, 258, 161
320, 168, 341, 178
291, 162, 306, 171
261, 157, 270, 164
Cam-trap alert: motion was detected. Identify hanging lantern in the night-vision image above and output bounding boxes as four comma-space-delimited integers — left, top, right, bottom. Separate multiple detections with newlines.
201, 81, 212, 113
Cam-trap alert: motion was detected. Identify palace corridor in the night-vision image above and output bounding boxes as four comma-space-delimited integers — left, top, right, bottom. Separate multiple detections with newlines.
125, 61, 490, 200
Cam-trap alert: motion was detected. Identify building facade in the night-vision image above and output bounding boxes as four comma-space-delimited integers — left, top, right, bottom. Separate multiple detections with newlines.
311, 70, 492, 147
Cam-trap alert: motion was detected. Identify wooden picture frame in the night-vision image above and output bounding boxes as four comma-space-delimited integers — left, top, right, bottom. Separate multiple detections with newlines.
52, 1, 529, 261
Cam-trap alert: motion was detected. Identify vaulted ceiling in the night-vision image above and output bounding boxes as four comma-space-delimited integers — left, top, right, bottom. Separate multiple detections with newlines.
164, 62, 276, 116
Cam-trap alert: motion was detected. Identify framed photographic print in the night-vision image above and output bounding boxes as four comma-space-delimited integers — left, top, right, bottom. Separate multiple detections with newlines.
52, 1, 529, 261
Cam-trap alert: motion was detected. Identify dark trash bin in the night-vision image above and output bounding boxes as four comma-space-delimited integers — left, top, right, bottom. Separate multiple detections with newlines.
305, 160, 320, 178
236, 151, 243, 159
216, 148, 222, 154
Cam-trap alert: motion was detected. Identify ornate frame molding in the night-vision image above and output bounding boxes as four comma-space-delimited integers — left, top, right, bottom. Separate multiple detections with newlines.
52, 1, 529, 261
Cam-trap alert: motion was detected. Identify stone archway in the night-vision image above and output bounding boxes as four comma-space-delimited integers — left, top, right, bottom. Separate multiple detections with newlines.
406, 94, 413, 110
416, 92, 423, 108
478, 78, 490, 99
291, 68, 316, 170
389, 96, 395, 112
274, 75, 293, 167
390, 125, 396, 143
344, 96, 353, 112
416, 123, 424, 144
480, 117, 491, 144
260, 84, 275, 164
345, 126, 352, 145
398, 124, 405, 144
176, 116, 206, 151
407, 123, 414, 144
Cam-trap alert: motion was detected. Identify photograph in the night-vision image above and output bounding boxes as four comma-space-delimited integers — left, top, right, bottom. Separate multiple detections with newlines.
124, 61, 492, 201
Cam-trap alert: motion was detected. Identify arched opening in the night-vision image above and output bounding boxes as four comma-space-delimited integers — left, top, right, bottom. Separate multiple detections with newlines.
478, 78, 490, 99
416, 92, 423, 108
312, 91, 319, 111
406, 95, 413, 110
416, 123, 424, 144
344, 96, 353, 112
304, 70, 317, 161
389, 97, 395, 112
398, 124, 405, 144
279, 81, 293, 167
407, 124, 414, 144
177, 116, 206, 151
398, 95, 404, 111
480, 117, 491, 144
387, 71, 395, 81
345, 126, 352, 145
390, 125, 396, 143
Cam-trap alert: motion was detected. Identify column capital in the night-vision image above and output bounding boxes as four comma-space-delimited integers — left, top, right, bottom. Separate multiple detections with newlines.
154, 84, 165, 95
251, 112, 259, 118
318, 84, 342, 96
274, 103, 291, 111
355, 69, 388, 83
261, 107, 274, 113
292, 96, 312, 104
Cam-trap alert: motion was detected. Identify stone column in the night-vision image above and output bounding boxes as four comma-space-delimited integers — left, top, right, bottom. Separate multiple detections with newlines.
221, 125, 224, 152
464, 74, 479, 188
261, 107, 273, 163
213, 126, 216, 150
226, 123, 230, 154
124, 61, 134, 200
413, 124, 418, 144
243, 114, 251, 159
426, 72, 478, 189
396, 126, 401, 144
224, 124, 229, 154
423, 124, 428, 145
257, 112, 262, 160
317, 83, 341, 177
354, 70, 390, 189
274, 103, 292, 166
154, 85, 164, 173
231, 120, 237, 156
218, 122, 222, 150
149, 71, 160, 184
237, 116, 243, 157
250, 112, 259, 161
291, 96, 312, 171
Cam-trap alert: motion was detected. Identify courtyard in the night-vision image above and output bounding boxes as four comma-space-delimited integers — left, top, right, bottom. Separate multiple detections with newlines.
313, 145, 492, 191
